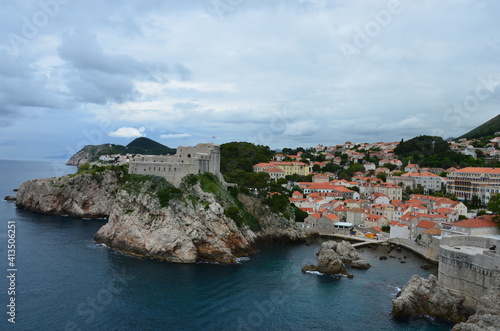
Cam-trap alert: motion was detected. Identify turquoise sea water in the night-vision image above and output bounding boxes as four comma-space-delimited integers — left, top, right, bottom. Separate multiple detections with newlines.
0, 160, 454, 330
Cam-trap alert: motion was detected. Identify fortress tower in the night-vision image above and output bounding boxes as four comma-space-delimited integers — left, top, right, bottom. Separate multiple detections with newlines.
128, 143, 222, 187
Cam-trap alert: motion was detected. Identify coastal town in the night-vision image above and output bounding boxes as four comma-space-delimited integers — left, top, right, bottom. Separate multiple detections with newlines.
252, 138, 500, 244
10, 132, 500, 330
94, 136, 500, 244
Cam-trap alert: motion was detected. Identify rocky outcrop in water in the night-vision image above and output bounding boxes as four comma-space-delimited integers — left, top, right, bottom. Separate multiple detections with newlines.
392, 275, 474, 323
94, 183, 256, 263
302, 240, 369, 275
15, 168, 302, 263
332, 240, 371, 269
16, 171, 120, 218
452, 268, 500, 331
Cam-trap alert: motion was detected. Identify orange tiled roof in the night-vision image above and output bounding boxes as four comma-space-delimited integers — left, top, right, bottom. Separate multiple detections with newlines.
454, 217, 498, 228
416, 220, 437, 229
424, 228, 441, 235
451, 167, 500, 174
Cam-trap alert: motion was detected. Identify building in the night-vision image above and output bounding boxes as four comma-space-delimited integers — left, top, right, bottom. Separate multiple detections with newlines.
441, 216, 500, 236
299, 182, 360, 199
388, 173, 445, 194
405, 164, 420, 173
312, 173, 330, 183
389, 221, 410, 239
446, 167, 500, 203
129, 143, 221, 187
253, 161, 310, 177
374, 182, 403, 201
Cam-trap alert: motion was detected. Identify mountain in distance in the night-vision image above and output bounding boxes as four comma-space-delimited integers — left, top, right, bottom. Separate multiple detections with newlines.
66, 137, 176, 166
459, 114, 500, 139
125, 137, 176, 155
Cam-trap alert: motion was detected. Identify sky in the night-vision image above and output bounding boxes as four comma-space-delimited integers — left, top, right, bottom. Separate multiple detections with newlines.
1, 0, 499, 160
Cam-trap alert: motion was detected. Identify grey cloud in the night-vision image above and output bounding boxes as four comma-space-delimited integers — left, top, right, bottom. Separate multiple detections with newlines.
65, 69, 137, 104
57, 31, 192, 104
58, 32, 147, 76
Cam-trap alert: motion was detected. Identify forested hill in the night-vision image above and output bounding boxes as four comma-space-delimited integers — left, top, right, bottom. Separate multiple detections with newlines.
66, 137, 176, 166
459, 114, 500, 139
125, 137, 176, 155
394, 135, 482, 168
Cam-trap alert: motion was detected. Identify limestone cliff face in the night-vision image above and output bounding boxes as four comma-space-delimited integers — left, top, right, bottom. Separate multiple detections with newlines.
66, 145, 96, 166
66, 144, 117, 166
94, 184, 256, 263
15, 169, 302, 263
392, 275, 475, 323
237, 194, 305, 242
16, 171, 119, 218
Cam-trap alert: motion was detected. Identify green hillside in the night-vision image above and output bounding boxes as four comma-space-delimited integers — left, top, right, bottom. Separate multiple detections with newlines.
125, 137, 176, 155
394, 135, 482, 168
459, 114, 500, 139
71, 138, 176, 163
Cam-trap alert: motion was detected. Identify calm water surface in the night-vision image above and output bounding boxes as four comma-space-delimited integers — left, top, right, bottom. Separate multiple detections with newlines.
0, 160, 454, 330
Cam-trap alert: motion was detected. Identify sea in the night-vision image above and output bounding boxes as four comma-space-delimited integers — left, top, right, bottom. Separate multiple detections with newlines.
0, 160, 455, 331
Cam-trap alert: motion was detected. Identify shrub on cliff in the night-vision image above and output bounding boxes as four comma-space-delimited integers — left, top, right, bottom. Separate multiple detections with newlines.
157, 186, 183, 207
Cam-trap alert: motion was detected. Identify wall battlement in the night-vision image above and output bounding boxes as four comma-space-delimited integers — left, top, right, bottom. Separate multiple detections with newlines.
438, 236, 500, 302
128, 143, 222, 187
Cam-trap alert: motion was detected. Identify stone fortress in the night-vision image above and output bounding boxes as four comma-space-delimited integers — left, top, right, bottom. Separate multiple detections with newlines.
128, 143, 222, 187
438, 235, 500, 304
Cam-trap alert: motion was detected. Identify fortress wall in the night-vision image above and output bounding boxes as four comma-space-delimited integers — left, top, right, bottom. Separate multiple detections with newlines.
387, 236, 441, 261
128, 143, 222, 187
437, 236, 500, 301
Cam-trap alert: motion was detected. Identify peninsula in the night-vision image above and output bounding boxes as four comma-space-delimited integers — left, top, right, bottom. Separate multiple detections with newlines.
16, 143, 304, 263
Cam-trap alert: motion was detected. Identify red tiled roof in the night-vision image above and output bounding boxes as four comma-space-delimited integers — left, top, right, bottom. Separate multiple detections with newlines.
325, 214, 340, 221
453, 217, 498, 228
416, 220, 437, 229
424, 228, 441, 235
264, 168, 284, 173
451, 167, 500, 174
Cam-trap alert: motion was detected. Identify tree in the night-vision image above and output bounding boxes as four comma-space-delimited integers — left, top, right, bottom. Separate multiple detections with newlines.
77, 162, 91, 173
470, 195, 482, 209
487, 193, 500, 214
220, 142, 274, 173
376, 172, 387, 182
293, 205, 308, 223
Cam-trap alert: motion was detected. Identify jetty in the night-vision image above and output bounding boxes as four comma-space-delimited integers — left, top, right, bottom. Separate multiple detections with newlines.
319, 232, 388, 247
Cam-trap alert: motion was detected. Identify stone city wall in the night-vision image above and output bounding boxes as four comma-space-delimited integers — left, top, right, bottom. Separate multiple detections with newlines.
438, 236, 500, 302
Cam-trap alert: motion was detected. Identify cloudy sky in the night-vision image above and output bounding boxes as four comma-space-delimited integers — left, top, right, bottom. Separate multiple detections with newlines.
1, 0, 499, 160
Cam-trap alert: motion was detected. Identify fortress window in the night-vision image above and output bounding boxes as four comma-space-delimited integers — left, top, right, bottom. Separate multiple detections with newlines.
188, 154, 191, 158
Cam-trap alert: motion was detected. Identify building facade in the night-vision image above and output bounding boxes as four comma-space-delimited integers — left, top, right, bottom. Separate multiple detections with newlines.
446, 167, 500, 203
129, 143, 222, 187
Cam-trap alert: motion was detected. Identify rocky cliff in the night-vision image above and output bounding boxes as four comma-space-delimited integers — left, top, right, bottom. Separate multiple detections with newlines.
237, 194, 305, 242
15, 168, 303, 263
392, 274, 475, 323
16, 170, 120, 218
66, 144, 110, 166
94, 183, 256, 263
